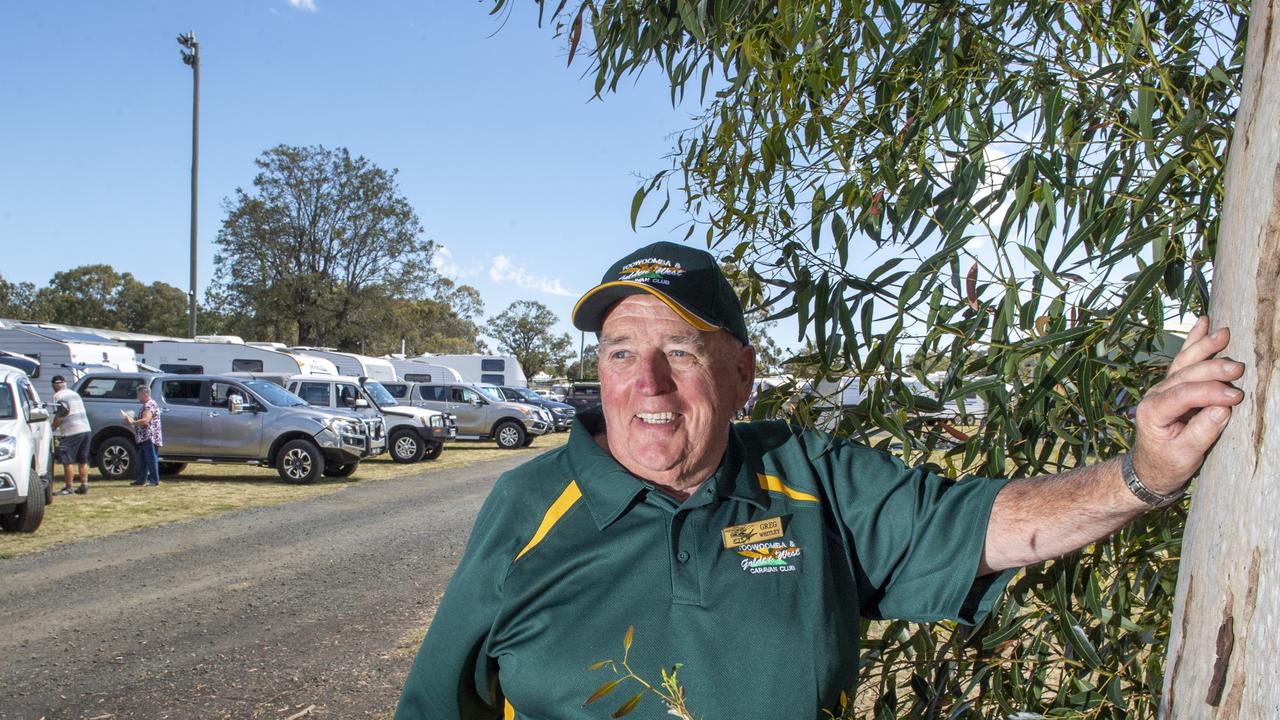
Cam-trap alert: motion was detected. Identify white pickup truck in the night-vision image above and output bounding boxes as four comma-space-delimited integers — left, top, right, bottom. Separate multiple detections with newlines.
0, 370, 53, 533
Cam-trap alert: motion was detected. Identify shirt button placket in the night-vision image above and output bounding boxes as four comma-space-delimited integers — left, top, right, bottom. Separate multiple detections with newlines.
670, 510, 702, 605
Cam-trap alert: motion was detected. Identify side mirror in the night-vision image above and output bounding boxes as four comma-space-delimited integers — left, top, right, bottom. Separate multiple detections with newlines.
354, 398, 369, 408
28, 407, 49, 424
228, 395, 245, 414
471, 398, 484, 406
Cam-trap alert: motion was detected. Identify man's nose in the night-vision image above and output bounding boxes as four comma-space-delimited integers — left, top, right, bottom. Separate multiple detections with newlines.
635, 350, 675, 394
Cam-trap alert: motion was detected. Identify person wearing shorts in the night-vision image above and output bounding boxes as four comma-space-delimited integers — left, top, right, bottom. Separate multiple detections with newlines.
50, 375, 92, 495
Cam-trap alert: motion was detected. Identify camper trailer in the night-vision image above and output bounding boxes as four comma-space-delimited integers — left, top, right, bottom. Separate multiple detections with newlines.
381, 356, 463, 384
0, 321, 139, 397
414, 354, 528, 387
140, 339, 338, 377
290, 347, 396, 382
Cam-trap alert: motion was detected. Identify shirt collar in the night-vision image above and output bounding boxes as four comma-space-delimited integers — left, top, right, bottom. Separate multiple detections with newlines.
567, 408, 770, 529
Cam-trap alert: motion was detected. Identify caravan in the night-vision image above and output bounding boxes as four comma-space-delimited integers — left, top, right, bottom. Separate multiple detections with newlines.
414, 354, 528, 387
0, 321, 139, 397
140, 339, 338, 377
290, 347, 396, 382
381, 356, 463, 384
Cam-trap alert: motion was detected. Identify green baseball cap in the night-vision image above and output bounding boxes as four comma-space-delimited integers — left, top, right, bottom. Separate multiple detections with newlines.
572, 241, 750, 345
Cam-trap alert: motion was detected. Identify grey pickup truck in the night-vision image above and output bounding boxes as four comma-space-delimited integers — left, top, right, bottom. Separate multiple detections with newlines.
74, 373, 385, 484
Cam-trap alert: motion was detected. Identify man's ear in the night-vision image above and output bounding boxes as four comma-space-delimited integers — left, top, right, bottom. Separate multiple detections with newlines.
736, 343, 757, 401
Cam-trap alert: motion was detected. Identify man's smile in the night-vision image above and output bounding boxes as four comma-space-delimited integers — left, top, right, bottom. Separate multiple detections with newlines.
635, 412, 677, 425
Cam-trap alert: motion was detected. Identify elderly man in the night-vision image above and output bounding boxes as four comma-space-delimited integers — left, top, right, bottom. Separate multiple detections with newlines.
395, 242, 1244, 719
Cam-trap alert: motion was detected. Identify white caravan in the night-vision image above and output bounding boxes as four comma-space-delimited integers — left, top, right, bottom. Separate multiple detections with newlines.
290, 347, 396, 382
414, 354, 527, 387
140, 338, 338, 377
0, 320, 139, 398
381, 356, 463, 384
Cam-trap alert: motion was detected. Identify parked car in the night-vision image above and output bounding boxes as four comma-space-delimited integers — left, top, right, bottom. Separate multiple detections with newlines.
380, 381, 552, 449
286, 374, 456, 463
0, 370, 53, 532
561, 381, 602, 411
493, 385, 576, 431
75, 373, 385, 484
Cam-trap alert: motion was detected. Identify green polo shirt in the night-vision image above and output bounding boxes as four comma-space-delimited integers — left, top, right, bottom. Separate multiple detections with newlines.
396, 409, 1014, 719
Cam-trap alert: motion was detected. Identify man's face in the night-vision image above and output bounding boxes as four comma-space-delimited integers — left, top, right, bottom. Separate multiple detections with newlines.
596, 294, 755, 494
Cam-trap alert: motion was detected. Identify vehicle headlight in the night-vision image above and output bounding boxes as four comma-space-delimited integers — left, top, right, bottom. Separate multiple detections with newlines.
514, 406, 531, 416
326, 418, 360, 434
0, 435, 15, 462
418, 415, 431, 428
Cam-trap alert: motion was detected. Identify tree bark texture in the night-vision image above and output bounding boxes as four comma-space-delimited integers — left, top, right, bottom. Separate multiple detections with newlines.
1162, 1, 1280, 716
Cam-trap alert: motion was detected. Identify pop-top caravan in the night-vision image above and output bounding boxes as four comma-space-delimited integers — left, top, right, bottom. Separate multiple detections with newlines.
290, 347, 396, 382
413, 354, 528, 387
140, 338, 338, 377
0, 320, 139, 398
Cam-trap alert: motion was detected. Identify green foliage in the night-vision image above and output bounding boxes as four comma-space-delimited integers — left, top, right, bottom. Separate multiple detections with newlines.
24, 265, 189, 336
505, 0, 1249, 715
488, 300, 575, 378
0, 274, 38, 321
585, 626, 698, 720
210, 144, 477, 351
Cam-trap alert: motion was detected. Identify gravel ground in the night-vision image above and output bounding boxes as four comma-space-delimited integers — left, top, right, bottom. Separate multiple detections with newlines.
0, 453, 531, 720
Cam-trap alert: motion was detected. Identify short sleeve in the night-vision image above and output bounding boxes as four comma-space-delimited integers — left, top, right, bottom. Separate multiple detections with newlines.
809, 436, 1015, 624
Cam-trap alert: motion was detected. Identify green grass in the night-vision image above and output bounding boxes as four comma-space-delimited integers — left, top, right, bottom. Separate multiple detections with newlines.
0, 432, 570, 559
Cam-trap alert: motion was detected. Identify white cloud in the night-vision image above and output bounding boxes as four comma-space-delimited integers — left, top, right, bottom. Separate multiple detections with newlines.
489, 255, 575, 297
432, 245, 465, 278
288, 0, 317, 12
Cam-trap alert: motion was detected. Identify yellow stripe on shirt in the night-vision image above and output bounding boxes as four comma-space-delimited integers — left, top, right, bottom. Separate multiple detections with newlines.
514, 480, 583, 562
504, 699, 515, 719
757, 473, 820, 503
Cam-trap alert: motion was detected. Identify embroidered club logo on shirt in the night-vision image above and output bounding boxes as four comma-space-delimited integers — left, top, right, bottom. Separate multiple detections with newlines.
721, 517, 784, 549
618, 258, 685, 285
737, 541, 802, 574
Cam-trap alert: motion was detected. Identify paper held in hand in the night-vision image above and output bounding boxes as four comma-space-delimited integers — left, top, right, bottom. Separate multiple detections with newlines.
120, 409, 136, 422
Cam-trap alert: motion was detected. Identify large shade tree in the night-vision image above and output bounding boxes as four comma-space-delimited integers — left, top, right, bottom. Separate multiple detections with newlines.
500, 0, 1257, 716
488, 300, 575, 378
210, 144, 438, 348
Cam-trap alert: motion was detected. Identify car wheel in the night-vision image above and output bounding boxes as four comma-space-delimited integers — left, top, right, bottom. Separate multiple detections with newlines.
423, 441, 444, 460
494, 421, 526, 450
0, 463, 46, 533
158, 462, 187, 476
521, 435, 535, 447
323, 461, 360, 478
390, 430, 425, 463
97, 436, 137, 481
276, 439, 325, 484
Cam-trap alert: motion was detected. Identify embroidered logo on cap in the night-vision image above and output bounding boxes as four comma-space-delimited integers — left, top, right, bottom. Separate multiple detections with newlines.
618, 258, 686, 284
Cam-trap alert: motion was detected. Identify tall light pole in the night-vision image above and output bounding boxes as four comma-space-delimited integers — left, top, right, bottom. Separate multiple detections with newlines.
178, 31, 200, 338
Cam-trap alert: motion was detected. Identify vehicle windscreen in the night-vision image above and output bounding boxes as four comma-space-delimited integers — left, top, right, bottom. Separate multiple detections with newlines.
0, 385, 14, 419
244, 380, 309, 407
363, 381, 398, 407
513, 388, 541, 402
476, 384, 505, 402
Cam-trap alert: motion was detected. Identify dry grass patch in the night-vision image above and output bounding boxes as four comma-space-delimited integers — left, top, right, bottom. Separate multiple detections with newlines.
0, 432, 569, 559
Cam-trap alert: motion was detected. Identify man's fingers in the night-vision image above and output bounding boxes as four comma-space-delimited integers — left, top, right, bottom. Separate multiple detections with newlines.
1140, 380, 1245, 429
1163, 357, 1246, 387
1167, 322, 1230, 376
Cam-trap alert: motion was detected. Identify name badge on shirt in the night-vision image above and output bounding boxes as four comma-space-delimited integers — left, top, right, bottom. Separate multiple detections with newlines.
721, 517, 784, 549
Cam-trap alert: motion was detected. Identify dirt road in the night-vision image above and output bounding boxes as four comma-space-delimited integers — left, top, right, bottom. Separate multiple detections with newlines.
0, 453, 530, 720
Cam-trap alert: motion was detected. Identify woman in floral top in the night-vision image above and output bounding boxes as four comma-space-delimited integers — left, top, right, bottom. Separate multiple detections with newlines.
128, 384, 164, 486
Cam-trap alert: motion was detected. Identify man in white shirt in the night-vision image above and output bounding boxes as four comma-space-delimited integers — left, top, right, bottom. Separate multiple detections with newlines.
50, 375, 92, 495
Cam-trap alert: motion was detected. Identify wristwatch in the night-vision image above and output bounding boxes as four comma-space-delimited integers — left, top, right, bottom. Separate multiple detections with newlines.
1122, 452, 1187, 508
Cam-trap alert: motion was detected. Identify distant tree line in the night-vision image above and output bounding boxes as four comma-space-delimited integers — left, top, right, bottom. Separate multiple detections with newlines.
1, 144, 583, 378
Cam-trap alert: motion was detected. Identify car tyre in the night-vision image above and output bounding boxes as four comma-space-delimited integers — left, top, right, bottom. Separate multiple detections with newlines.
323, 461, 360, 478
0, 463, 46, 533
423, 441, 444, 460
389, 429, 425, 463
494, 421, 525, 450
277, 439, 325, 484
97, 435, 137, 481
158, 462, 187, 476
521, 435, 535, 447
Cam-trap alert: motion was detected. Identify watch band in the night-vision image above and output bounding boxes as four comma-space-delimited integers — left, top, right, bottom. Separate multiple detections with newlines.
1122, 452, 1186, 508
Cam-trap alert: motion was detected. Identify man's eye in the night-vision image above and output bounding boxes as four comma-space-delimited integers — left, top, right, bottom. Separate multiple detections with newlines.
609, 350, 631, 360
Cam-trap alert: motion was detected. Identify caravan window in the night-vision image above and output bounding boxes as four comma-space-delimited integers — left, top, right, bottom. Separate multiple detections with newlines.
232, 358, 264, 373
481, 374, 505, 385
160, 364, 203, 375
481, 359, 505, 372
80, 377, 145, 399
403, 373, 432, 383
161, 380, 205, 405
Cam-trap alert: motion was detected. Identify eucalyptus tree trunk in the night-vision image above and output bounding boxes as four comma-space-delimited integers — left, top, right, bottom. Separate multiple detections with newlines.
1161, 0, 1280, 715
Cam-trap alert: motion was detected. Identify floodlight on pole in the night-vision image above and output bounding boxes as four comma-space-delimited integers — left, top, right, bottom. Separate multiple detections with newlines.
177, 31, 199, 337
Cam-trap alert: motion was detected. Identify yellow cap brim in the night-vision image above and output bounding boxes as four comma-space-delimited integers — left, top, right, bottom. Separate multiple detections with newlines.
572, 281, 719, 333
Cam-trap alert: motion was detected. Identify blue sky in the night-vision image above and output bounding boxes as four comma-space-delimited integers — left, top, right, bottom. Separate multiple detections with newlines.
0, 0, 799, 353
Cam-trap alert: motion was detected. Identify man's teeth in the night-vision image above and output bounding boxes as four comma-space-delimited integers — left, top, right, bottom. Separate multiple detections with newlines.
636, 412, 675, 424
